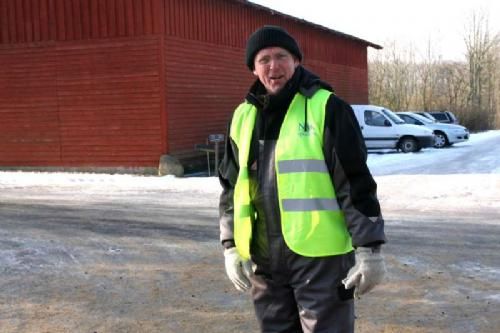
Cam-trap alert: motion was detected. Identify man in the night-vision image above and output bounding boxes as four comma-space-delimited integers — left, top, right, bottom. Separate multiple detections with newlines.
218, 25, 386, 333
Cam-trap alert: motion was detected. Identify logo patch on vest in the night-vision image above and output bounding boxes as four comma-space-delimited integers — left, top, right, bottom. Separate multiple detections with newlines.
299, 123, 315, 136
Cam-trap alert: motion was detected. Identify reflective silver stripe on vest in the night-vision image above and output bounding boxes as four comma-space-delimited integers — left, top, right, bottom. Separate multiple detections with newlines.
278, 160, 328, 173
282, 198, 340, 212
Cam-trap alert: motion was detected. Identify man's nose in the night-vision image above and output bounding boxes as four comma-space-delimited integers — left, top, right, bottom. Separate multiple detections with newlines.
269, 59, 278, 70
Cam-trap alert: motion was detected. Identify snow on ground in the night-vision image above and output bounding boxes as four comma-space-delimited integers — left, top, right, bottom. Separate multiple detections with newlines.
367, 130, 500, 175
367, 130, 500, 217
376, 173, 499, 218
0, 130, 499, 218
0, 168, 222, 194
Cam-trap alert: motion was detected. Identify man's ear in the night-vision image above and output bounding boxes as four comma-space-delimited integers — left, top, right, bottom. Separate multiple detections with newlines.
253, 69, 258, 76
294, 58, 300, 68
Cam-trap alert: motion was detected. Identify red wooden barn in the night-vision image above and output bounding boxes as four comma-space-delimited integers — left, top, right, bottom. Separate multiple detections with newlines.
0, 0, 381, 175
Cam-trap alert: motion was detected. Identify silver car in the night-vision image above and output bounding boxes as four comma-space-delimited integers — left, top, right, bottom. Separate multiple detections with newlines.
396, 112, 469, 148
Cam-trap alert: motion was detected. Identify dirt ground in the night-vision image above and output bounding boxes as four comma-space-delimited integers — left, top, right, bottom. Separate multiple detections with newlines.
0, 179, 499, 333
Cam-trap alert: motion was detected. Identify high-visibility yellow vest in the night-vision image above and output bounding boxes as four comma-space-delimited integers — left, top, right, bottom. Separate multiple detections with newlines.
230, 89, 353, 259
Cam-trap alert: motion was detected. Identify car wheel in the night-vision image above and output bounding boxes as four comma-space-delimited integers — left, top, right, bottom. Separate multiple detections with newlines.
399, 137, 419, 153
434, 131, 449, 148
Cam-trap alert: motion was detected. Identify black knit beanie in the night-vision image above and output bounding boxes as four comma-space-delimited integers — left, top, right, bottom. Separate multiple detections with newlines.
245, 25, 302, 70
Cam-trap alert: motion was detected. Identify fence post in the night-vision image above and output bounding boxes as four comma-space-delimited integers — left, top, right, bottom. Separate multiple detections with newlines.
208, 134, 224, 176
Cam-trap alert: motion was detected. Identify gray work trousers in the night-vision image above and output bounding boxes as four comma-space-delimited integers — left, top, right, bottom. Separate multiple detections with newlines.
249, 243, 356, 333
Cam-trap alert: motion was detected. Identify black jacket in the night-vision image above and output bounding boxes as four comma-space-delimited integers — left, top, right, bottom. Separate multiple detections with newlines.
219, 66, 385, 260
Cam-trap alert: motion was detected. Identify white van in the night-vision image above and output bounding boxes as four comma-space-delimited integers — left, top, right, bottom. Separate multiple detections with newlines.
351, 105, 435, 153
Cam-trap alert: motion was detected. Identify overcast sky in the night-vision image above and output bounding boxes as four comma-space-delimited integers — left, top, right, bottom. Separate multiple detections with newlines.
249, 0, 500, 61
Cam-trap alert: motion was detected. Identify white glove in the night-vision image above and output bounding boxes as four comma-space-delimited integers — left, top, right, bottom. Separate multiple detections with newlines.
342, 247, 386, 298
223, 247, 253, 292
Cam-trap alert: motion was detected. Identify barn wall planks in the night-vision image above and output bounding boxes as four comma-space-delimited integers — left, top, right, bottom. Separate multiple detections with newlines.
0, 0, 372, 167
161, 0, 369, 158
0, 45, 61, 163
164, 35, 252, 159
162, 0, 367, 69
0, 0, 162, 43
0, 37, 164, 167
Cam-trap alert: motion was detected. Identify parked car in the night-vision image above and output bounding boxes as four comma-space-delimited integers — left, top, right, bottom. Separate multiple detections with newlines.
413, 111, 437, 122
396, 112, 469, 148
351, 105, 435, 153
427, 111, 459, 124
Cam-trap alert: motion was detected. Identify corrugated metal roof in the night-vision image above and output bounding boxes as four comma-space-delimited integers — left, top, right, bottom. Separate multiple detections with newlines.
236, 0, 383, 49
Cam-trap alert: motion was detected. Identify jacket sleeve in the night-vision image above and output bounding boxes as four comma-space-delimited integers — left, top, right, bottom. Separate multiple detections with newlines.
323, 95, 386, 247
218, 121, 239, 249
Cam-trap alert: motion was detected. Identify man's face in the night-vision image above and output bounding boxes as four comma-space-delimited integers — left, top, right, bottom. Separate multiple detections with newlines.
253, 47, 299, 95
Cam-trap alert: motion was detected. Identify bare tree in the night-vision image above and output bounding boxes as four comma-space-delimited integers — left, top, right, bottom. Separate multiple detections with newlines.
464, 10, 500, 129
368, 11, 499, 131
368, 40, 418, 111
417, 38, 441, 111
436, 61, 469, 112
